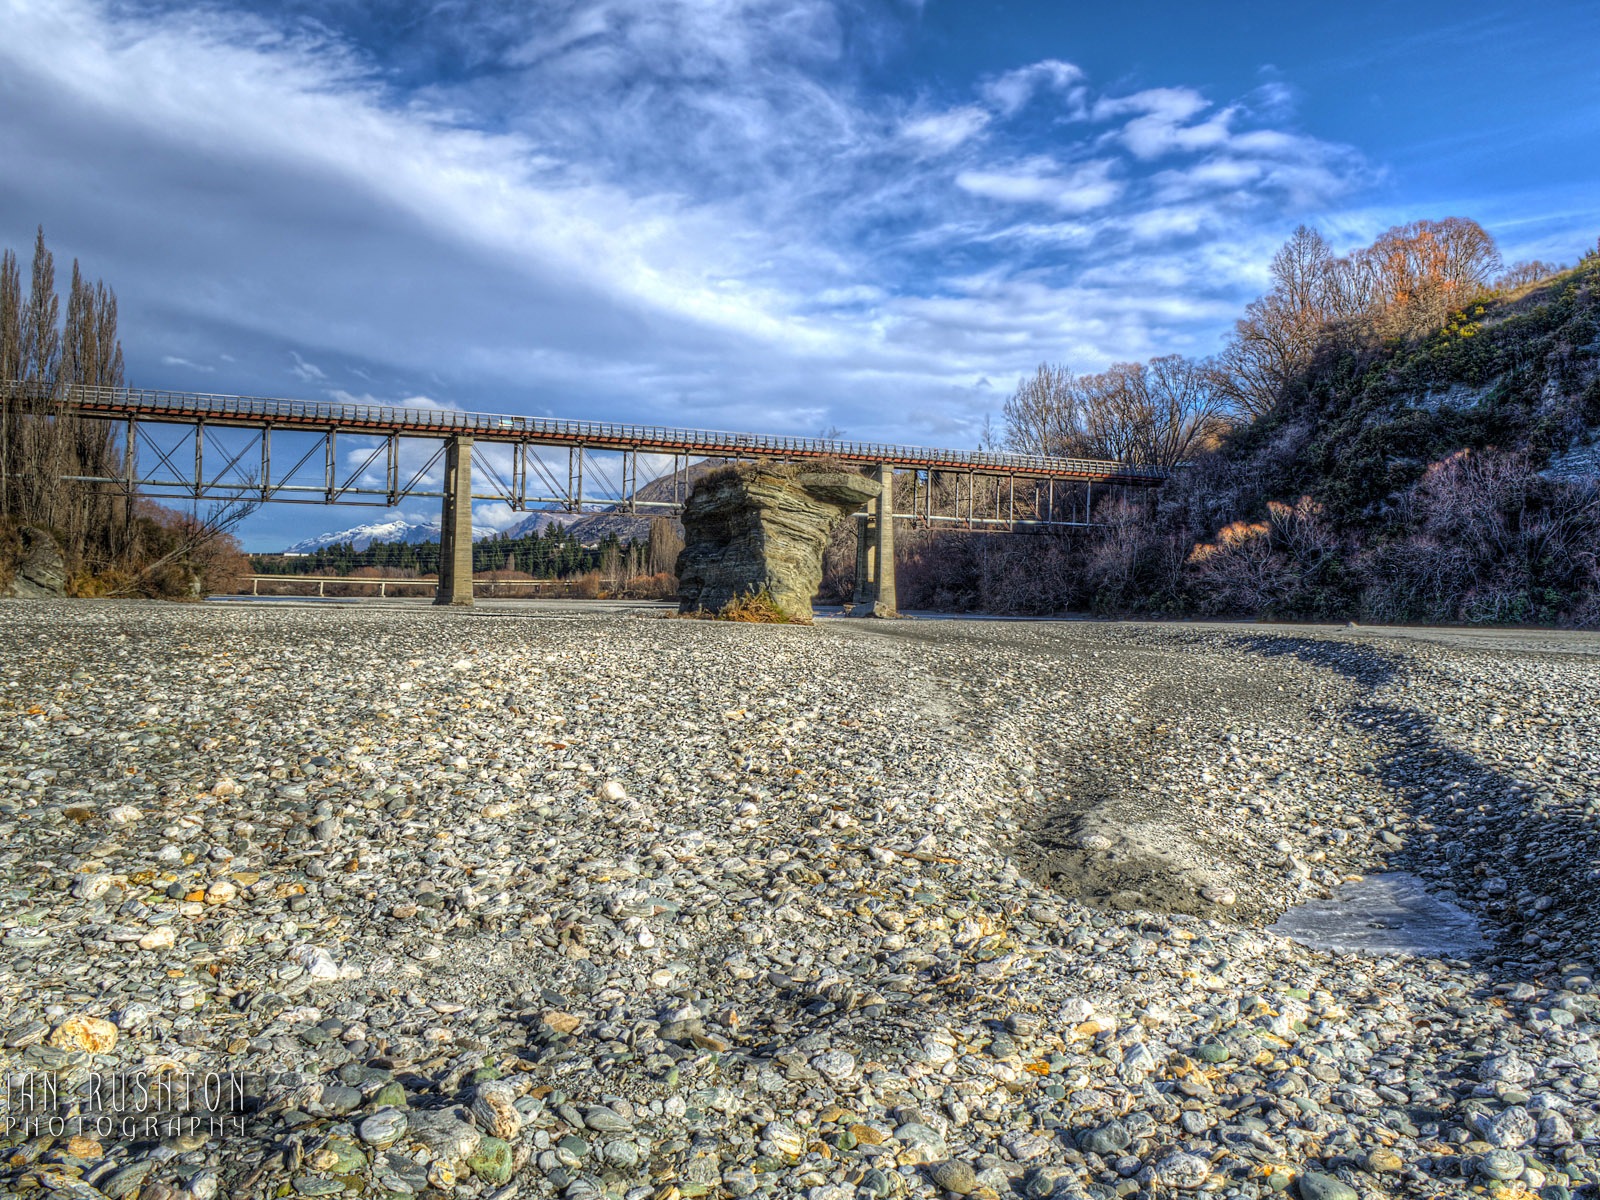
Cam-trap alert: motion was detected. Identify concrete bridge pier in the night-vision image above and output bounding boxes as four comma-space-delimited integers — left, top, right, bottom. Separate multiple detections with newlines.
851, 464, 898, 617
853, 513, 872, 608
435, 435, 475, 606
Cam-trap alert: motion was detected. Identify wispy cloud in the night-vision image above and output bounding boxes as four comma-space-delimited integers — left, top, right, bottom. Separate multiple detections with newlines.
956, 158, 1123, 212
0, 0, 1376, 465
900, 105, 991, 153
160, 354, 214, 372
981, 59, 1085, 117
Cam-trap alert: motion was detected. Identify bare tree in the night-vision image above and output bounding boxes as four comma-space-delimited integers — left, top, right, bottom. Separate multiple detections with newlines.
1074, 356, 1227, 471
1496, 260, 1566, 292
647, 516, 683, 576
1213, 218, 1503, 419
2, 227, 129, 570
21, 227, 60, 387
1001, 363, 1088, 457
1211, 225, 1340, 419
108, 489, 261, 597
1360, 217, 1501, 337
0, 249, 21, 515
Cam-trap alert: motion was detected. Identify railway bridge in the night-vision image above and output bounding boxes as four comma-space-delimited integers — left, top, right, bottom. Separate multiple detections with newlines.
4, 382, 1167, 612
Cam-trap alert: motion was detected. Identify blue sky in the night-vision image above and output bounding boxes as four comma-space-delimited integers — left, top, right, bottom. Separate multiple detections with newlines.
1, 0, 1595, 550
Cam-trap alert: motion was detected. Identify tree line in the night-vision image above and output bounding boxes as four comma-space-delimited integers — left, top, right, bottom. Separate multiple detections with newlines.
1, 227, 127, 564
252, 523, 637, 578
999, 217, 1526, 471
255, 515, 684, 584
1, 227, 255, 596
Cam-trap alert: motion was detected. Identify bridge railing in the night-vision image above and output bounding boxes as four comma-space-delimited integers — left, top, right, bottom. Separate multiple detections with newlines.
4, 380, 1169, 483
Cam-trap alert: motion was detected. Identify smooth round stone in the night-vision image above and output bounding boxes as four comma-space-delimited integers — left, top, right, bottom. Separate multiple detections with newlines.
1487, 1106, 1536, 1148
101, 1163, 154, 1199
723, 1166, 758, 1197
358, 1108, 408, 1146
1195, 1041, 1231, 1064
308, 1138, 366, 1175
1295, 1171, 1358, 1200
894, 1123, 948, 1165
930, 1160, 977, 1195
1148, 1152, 1211, 1190
1077, 1120, 1131, 1156
859, 1168, 894, 1199
471, 1080, 523, 1139
583, 1105, 632, 1133
1479, 1149, 1525, 1181
602, 1140, 640, 1169
1365, 1148, 1404, 1175
466, 1135, 514, 1184
1023, 1167, 1074, 1199
320, 1083, 362, 1114
813, 1049, 857, 1081
369, 1081, 407, 1109
764, 1120, 807, 1157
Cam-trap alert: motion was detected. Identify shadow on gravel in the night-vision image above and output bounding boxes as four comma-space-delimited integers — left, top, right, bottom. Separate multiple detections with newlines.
1227, 634, 1597, 967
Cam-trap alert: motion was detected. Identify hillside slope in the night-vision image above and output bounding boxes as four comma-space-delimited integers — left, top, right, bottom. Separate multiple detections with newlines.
1224, 256, 1600, 524
898, 249, 1600, 626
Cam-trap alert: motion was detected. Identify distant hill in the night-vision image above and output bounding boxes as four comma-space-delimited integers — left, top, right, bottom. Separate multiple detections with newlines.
502, 510, 581, 538
512, 459, 725, 544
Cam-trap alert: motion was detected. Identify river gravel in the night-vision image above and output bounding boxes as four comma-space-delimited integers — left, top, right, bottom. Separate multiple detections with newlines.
0, 600, 1597, 1200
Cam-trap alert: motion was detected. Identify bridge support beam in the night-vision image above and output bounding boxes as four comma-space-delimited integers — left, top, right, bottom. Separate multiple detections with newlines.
852, 513, 872, 608
852, 464, 898, 617
435, 435, 474, 607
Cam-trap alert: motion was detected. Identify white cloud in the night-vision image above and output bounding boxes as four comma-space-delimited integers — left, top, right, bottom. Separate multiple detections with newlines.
981, 60, 1085, 116
900, 105, 991, 152
289, 352, 327, 383
956, 159, 1123, 213
0, 0, 1381, 541
1091, 88, 1238, 160
161, 355, 213, 372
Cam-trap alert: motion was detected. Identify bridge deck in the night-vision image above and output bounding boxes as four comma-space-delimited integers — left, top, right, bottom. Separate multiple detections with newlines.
9, 382, 1167, 485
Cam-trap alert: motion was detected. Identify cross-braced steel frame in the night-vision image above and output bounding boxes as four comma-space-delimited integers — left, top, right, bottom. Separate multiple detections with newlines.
3, 381, 1164, 527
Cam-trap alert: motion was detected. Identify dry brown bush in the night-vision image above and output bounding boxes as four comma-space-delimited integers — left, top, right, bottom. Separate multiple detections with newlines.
1360, 451, 1600, 625
715, 588, 805, 623
624, 572, 677, 599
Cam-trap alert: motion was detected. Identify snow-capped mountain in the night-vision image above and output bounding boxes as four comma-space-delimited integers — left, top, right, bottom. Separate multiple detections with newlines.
284, 509, 580, 554
500, 510, 582, 538
285, 519, 444, 553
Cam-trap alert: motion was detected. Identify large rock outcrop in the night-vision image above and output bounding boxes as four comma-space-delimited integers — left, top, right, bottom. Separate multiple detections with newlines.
676, 464, 879, 619
1, 527, 68, 599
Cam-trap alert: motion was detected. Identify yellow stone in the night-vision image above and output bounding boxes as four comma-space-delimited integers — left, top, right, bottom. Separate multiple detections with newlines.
48, 1014, 117, 1054
542, 1010, 581, 1035
1074, 1015, 1117, 1037
204, 880, 237, 905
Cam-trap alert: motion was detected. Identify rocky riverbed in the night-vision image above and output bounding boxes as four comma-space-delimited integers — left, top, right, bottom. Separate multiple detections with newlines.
0, 601, 1597, 1200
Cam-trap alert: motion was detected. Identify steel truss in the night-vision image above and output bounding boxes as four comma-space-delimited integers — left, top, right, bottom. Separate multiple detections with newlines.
6, 381, 1161, 527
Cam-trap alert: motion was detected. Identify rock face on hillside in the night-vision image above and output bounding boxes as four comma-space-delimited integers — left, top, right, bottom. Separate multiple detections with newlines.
676, 465, 879, 619
1, 527, 67, 599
